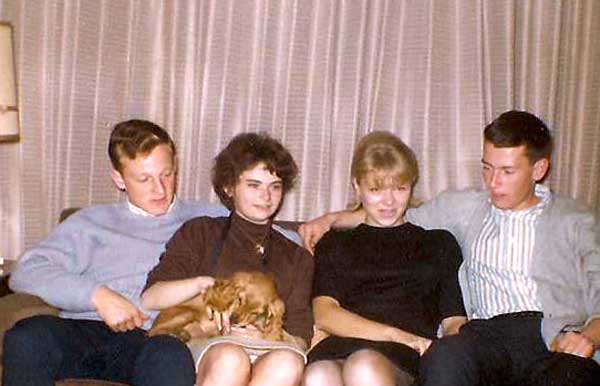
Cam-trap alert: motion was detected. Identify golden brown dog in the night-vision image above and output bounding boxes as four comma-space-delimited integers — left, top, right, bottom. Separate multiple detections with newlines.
148, 271, 287, 343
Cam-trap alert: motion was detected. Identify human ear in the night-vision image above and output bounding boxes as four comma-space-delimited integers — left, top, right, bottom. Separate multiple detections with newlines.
110, 169, 126, 191
532, 158, 550, 181
223, 185, 234, 197
173, 156, 179, 175
352, 178, 360, 192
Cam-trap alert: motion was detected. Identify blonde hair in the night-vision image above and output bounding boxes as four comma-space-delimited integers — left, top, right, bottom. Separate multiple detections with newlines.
350, 131, 419, 208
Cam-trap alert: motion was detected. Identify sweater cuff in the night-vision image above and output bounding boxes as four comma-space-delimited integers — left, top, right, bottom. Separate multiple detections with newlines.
78, 281, 103, 312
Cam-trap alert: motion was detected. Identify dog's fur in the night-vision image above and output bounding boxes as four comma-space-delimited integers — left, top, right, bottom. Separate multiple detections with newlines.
148, 271, 287, 343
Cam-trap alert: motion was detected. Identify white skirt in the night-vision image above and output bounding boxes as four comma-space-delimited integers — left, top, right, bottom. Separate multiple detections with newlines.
187, 335, 307, 370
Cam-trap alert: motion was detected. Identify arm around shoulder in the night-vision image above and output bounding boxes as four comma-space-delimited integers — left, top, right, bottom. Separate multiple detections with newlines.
299, 209, 365, 253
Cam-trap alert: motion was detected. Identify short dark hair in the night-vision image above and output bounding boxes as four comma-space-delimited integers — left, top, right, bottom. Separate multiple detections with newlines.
483, 110, 553, 163
108, 119, 176, 172
212, 132, 298, 210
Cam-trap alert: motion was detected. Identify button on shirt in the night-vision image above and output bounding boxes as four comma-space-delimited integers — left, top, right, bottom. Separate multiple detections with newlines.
467, 185, 551, 319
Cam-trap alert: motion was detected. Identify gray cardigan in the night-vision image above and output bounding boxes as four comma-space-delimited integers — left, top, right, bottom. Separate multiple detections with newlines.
407, 189, 600, 362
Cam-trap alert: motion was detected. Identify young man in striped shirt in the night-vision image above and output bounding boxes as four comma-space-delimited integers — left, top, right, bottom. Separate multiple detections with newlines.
301, 110, 600, 385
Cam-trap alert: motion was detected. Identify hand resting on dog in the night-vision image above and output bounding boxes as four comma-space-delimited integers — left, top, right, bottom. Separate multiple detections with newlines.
148, 271, 294, 344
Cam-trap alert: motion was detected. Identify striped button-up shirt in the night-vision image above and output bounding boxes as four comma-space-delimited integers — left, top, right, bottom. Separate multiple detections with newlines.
466, 185, 551, 319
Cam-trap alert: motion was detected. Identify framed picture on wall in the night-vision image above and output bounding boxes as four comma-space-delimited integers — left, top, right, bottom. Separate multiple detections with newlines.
0, 22, 20, 142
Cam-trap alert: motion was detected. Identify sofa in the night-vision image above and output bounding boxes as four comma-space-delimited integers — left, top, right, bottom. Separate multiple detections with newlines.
0, 293, 131, 386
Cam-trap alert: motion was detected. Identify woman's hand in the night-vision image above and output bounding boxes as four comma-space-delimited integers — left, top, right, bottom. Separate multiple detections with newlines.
310, 326, 330, 349
387, 326, 432, 356
405, 336, 432, 356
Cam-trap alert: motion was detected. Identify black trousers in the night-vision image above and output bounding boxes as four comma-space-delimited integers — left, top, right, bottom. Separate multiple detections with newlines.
2, 315, 196, 386
419, 312, 600, 386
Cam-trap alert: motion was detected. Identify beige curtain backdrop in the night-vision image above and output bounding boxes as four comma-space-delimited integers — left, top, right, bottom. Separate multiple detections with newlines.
1, 0, 599, 258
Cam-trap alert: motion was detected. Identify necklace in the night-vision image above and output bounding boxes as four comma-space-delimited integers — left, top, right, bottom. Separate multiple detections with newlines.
253, 226, 272, 264
208, 213, 273, 271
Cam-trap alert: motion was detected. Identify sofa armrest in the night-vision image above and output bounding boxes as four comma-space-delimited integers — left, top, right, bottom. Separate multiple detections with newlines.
0, 293, 60, 371
0, 292, 60, 333
0, 294, 130, 386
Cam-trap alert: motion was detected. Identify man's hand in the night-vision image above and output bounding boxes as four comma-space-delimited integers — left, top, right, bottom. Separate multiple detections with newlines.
298, 213, 335, 254
299, 210, 366, 253
92, 285, 149, 332
441, 316, 468, 336
551, 331, 596, 358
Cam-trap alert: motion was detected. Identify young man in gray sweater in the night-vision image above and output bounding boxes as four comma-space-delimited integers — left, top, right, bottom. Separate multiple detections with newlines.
3, 120, 227, 386
301, 110, 600, 385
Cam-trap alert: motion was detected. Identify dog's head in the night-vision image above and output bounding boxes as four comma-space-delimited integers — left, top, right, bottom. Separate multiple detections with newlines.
222, 271, 285, 339
202, 275, 244, 322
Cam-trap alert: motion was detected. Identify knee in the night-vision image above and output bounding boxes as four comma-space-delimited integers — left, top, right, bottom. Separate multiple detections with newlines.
419, 337, 478, 385
538, 354, 600, 386
256, 350, 304, 384
343, 349, 396, 386
132, 335, 195, 386
303, 360, 342, 386
199, 343, 251, 378
421, 337, 467, 369
578, 360, 600, 386
4, 315, 61, 361
137, 335, 193, 368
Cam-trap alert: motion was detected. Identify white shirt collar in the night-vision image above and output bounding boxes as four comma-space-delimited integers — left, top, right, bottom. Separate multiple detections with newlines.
127, 196, 177, 217
490, 184, 551, 217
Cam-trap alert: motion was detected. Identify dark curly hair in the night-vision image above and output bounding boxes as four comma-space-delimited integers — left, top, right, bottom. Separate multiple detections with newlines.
108, 119, 176, 172
212, 132, 298, 210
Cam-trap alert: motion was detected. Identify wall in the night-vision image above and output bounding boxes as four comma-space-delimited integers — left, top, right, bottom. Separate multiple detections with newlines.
0, 0, 24, 259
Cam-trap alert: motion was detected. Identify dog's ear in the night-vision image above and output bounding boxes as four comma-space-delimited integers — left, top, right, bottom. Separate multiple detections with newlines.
211, 278, 230, 293
205, 279, 227, 300
267, 298, 285, 321
205, 278, 241, 311
263, 298, 285, 340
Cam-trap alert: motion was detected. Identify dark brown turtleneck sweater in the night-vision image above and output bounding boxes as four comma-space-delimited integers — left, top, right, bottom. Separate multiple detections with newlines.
144, 212, 314, 342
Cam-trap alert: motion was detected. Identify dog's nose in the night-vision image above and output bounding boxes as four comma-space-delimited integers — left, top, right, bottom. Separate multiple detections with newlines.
230, 313, 239, 324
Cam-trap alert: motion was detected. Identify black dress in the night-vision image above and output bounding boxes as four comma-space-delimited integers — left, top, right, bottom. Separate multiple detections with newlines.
308, 222, 465, 375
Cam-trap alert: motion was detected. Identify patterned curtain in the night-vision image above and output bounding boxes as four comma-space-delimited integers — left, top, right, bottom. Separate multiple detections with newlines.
1, 0, 599, 257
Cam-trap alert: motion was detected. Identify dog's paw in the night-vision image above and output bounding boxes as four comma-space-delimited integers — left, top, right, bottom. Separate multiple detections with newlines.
147, 328, 164, 337
170, 329, 192, 342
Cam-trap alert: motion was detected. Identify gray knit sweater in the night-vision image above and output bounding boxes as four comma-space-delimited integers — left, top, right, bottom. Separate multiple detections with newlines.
10, 200, 227, 328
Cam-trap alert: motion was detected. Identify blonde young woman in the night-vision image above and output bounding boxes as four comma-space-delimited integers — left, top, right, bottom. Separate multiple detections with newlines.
303, 132, 467, 386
